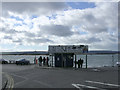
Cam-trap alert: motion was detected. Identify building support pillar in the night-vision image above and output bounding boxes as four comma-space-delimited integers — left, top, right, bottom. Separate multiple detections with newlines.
52, 55, 53, 67
86, 55, 88, 69
75, 54, 77, 69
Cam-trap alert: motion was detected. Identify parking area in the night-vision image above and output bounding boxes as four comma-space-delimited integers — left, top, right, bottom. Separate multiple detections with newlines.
2, 64, 120, 89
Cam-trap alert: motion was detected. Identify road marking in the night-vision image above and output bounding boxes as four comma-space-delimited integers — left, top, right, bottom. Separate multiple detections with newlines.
3, 72, 14, 90
77, 84, 106, 90
72, 83, 106, 90
10, 74, 14, 90
7, 73, 14, 90
86, 80, 120, 87
14, 79, 28, 87
34, 80, 53, 88
10, 73, 28, 80
72, 84, 81, 89
9, 73, 28, 87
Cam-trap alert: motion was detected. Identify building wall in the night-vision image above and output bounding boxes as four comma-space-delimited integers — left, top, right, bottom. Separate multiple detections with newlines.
48, 45, 88, 54
54, 53, 74, 67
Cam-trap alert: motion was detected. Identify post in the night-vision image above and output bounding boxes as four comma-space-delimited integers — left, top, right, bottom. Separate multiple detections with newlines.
61, 53, 63, 67
52, 55, 53, 67
75, 54, 77, 68
112, 54, 114, 67
86, 55, 87, 69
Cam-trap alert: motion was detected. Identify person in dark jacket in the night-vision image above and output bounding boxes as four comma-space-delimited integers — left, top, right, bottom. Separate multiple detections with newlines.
38, 56, 42, 66
46, 57, 49, 67
78, 58, 82, 68
81, 59, 84, 68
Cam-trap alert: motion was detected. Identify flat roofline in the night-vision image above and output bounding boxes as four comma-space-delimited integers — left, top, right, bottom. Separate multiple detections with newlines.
49, 45, 88, 46
49, 51, 120, 55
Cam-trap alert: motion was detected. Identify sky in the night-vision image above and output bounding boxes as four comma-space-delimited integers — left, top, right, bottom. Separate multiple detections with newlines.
0, 1, 119, 52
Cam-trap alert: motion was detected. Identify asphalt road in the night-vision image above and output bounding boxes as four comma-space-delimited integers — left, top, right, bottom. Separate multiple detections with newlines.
2, 64, 120, 90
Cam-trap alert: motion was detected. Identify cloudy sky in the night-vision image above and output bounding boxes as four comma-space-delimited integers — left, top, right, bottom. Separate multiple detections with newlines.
0, 1, 118, 51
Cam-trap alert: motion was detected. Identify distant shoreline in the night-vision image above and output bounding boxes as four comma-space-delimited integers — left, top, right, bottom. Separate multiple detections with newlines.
0, 51, 49, 55
0, 54, 49, 55
0, 50, 119, 55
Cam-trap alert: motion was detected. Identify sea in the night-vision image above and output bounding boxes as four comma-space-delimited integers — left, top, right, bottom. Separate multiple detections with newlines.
1, 54, 119, 68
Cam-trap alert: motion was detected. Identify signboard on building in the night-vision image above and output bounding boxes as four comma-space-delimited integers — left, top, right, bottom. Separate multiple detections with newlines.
48, 45, 88, 54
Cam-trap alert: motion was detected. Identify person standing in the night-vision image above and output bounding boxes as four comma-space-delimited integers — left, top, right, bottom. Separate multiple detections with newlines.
78, 59, 80, 68
43, 57, 46, 66
34, 57, 36, 64
81, 59, 84, 68
80, 58, 82, 68
38, 56, 42, 66
36, 58, 38, 64
78, 58, 82, 68
46, 57, 49, 67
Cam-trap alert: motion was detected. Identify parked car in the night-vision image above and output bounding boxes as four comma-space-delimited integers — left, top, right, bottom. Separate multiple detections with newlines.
16, 59, 30, 65
9, 60, 16, 64
116, 62, 120, 67
0, 59, 8, 64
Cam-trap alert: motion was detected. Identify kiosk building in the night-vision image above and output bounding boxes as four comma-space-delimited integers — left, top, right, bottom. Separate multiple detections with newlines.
48, 45, 88, 67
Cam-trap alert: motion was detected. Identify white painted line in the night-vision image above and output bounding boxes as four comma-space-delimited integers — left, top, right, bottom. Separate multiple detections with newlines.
10, 73, 28, 80
11, 76, 14, 89
4, 72, 14, 89
86, 80, 120, 87
77, 84, 106, 90
14, 79, 28, 87
72, 83, 106, 90
72, 84, 80, 89
34, 80, 53, 88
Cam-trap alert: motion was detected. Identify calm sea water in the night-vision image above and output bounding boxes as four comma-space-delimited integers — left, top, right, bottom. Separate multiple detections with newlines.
77, 54, 118, 67
1, 54, 118, 68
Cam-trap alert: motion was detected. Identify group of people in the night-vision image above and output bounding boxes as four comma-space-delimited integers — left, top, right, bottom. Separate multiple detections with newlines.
34, 56, 49, 66
34, 56, 84, 68
77, 58, 84, 68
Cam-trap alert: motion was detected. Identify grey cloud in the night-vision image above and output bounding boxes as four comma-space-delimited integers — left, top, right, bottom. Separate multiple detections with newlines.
40, 25, 73, 37
26, 38, 53, 44
13, 39, 22, 43
4, 36, 12, 39
84, 24, 108, 33
109, 36, 117, 42
92, 42, 118, 50
0, 28, 18, 34
62, 35, 102, 45
119, 2, 120, 40
0, 2, 2, 17
75, 37, 101, 44
2, 2, 67, 16
84, 13, 96, 23
57, 3, 117, 34
24, 32, 36, 37
82, 12, 109, 33
118, 33, 120, 40
12, 39, 23, 45
86, 37, 101, 43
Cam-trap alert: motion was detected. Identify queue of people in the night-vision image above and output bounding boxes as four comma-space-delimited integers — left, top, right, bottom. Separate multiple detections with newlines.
34, 56, 84, 68
78, 58, 84, 68
74, 58, 84, 68
34, 56, 49, 67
